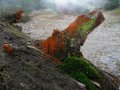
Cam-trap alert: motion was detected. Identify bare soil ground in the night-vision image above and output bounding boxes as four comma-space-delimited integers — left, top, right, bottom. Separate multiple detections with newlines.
18, 9, 120, 77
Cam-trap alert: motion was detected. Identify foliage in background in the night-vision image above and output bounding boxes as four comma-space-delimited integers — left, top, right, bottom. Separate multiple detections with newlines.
105, 0, 120, 10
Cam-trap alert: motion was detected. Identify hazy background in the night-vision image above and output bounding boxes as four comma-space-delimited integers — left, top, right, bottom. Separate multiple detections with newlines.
0, 0, 119, 15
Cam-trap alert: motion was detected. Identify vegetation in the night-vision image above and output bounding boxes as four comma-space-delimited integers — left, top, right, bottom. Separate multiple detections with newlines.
105, 0, 120, 10
8, 24, 26, 38
59, 56, 100, 79
112, 8, 120, 15
70, 72, 100, 90
59, 56, 101, 90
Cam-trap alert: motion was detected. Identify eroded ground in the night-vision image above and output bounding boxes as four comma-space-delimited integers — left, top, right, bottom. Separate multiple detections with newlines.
18, 9, 120, 77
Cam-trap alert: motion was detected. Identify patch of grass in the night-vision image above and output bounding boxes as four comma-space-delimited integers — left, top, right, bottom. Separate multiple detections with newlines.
112, 8, 120, 15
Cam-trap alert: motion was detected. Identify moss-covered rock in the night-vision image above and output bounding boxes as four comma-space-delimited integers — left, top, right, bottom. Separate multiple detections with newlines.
69, 72, 100, 90
78, 18, 96, 37
59, 56, 100, 80
59, 56, 101, 90
8, 24, 26, 38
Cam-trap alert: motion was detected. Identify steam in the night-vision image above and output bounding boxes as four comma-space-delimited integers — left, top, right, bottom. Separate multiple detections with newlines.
0, 0, 108, 15
46, 0, 108, 13
0, 0, 45, 15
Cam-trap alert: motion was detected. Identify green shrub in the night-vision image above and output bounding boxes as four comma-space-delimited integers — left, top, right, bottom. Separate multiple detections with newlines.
59, 56, 100, 80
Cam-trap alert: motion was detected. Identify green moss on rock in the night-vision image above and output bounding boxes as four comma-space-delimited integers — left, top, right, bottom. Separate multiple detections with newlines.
59, 56, 101, 90
70, 72, 100, 90
77, 18, 96, 37
8, 24, 26, 38
59, 56, 100, 79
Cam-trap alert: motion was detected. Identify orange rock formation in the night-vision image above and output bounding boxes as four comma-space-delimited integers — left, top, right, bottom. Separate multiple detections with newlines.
34, 10, 105, 62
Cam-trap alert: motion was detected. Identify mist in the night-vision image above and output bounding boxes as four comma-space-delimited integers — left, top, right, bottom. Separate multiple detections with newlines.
46, 0, 108, 12
0, 0, 108, 15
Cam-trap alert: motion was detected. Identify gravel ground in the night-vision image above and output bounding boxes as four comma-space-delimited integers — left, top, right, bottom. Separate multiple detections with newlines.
18, 9, 120, 77
81, 13, 120, 77
18, 9, 76, 40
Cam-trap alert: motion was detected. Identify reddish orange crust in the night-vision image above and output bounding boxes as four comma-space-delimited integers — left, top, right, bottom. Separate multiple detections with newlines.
42, 37, 58, 55
75, 15, 90, 24
66, 15, 90, 36
42, 30, 65, 57
39, 15, 91, 60
67, 22, 78, 35
34, 11, 105, 63
43, 53, 61, 64
16, 10, 24, 22
3, 44, 14, 54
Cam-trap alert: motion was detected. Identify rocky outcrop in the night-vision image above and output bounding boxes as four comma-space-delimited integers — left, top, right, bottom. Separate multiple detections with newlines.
1, 10, 24, 24
0, 20, 85, 90
34, 10, 105, 60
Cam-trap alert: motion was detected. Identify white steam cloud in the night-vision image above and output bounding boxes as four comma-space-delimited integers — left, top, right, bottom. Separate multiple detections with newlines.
46, 0, 108, 12
0, 0, 108, 15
